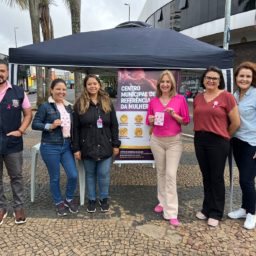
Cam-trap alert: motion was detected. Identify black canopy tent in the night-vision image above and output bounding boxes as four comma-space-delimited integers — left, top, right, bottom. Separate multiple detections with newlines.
9, 22, 233, 71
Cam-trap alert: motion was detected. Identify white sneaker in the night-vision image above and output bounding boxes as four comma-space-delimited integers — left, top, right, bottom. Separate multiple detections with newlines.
207, 218, 219, 227
228, 208, 246, 219
196, 211, 207, 220
244, 213, 256, 230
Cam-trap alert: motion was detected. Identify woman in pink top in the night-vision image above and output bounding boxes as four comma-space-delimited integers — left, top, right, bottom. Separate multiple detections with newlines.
146, 70, 190, 226
194, 66, 240, 227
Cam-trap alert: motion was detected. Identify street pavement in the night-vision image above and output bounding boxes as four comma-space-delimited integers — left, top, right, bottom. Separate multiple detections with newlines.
1, 123, 256, 256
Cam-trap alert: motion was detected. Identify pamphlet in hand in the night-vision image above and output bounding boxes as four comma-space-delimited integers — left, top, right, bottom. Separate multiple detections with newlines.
154, 112, 164, 126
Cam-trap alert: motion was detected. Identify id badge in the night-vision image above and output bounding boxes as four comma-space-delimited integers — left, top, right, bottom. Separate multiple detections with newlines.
97, 117, 103, 128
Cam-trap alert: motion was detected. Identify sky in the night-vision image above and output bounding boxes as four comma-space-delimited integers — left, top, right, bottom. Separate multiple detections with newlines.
0, 0, 147, 55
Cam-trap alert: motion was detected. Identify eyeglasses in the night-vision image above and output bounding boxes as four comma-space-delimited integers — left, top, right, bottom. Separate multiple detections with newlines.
205, 76, 220, 82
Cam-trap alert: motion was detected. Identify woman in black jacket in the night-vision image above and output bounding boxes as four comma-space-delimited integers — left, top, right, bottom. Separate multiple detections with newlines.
73, 75, 120, 213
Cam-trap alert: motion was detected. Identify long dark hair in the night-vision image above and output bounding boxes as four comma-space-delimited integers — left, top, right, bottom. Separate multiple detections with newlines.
74, 74, 111, 114
201, 66, 225, 89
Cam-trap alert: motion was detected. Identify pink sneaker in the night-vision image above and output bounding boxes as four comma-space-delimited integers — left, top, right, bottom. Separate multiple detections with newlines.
154, 204, 163, 213
170, 218, 180, 227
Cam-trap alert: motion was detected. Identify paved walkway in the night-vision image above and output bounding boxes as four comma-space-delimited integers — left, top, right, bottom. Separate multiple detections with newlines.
1, 128, 256, 255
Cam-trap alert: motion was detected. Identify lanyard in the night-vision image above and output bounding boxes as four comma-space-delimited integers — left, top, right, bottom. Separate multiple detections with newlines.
96, 106, 103, 128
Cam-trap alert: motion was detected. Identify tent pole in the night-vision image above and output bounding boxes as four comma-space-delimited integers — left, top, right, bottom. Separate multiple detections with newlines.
8, 63, 18, 85
222, 68, 233, 93
228, 145, 234, 213
223, 67, 235, 213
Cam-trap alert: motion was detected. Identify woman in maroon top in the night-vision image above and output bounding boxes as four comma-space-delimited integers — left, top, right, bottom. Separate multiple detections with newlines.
193, 66, 240, 227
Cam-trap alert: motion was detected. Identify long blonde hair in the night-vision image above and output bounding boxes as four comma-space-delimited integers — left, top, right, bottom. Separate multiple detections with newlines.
156, 70, 177, 98
74, 75, 111, 114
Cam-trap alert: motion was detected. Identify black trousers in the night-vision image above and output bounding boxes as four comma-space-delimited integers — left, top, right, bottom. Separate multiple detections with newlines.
232, 137, 256, 214
194, 131, 230, 220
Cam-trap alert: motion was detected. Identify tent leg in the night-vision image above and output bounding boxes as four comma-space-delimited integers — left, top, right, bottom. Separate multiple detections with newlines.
230, 174, 234, 213
222, 68, 233, 93
228, 146, 234, 213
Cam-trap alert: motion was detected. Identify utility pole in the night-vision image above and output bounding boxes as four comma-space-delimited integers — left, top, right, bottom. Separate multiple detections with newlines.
14, 26, 18, 48
223, 0, 232, 50
124, 3, 131, 21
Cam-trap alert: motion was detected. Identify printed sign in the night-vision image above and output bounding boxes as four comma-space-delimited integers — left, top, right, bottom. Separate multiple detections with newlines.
115, 69, 180, 163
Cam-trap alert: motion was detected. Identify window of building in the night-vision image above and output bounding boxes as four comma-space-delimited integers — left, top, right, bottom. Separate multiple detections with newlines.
240, 36, 247, 43
179, 0, 188, 10
157, 9, 163, 22
170, 1, 181, 31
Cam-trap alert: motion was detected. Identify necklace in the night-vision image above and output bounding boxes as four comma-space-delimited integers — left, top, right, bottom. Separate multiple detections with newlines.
160, 97, 170, 106
204, 90, 222, 103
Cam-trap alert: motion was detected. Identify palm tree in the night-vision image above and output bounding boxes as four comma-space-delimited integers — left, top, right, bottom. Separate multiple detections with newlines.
1, 0, 46, 105
39, 0, 54, 100
29, 0, 55, 104
39, 1, 54, 40
63, 0, 82, 99
63, 0, 81, 33
28, 0, 45, 105
1, 0, 27, 8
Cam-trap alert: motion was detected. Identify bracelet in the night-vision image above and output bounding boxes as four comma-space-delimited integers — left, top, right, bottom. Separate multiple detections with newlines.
18, 129, 25, 135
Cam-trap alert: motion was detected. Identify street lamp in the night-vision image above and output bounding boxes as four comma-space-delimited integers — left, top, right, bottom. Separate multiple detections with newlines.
124, 3, 130, 21
14, 26, 18, 48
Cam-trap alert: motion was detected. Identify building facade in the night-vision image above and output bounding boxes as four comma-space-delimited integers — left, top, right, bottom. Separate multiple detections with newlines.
0, 53, 8, 61
139, 0, 256, 94
139, 0, 256, 66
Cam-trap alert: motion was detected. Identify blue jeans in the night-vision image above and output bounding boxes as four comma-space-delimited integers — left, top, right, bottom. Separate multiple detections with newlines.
40, 139, 78, 204
83, 157, 112, 201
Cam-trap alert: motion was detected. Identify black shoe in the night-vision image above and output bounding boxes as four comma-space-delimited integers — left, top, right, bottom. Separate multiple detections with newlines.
99, 198, 109, 212
56, 202, 68, 216
13, 208, 26, 225
87, 200, 96, 213
64, 199, 78, 213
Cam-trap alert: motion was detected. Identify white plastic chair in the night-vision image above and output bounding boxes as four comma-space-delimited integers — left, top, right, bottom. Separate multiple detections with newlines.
30, 143, 85, 206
